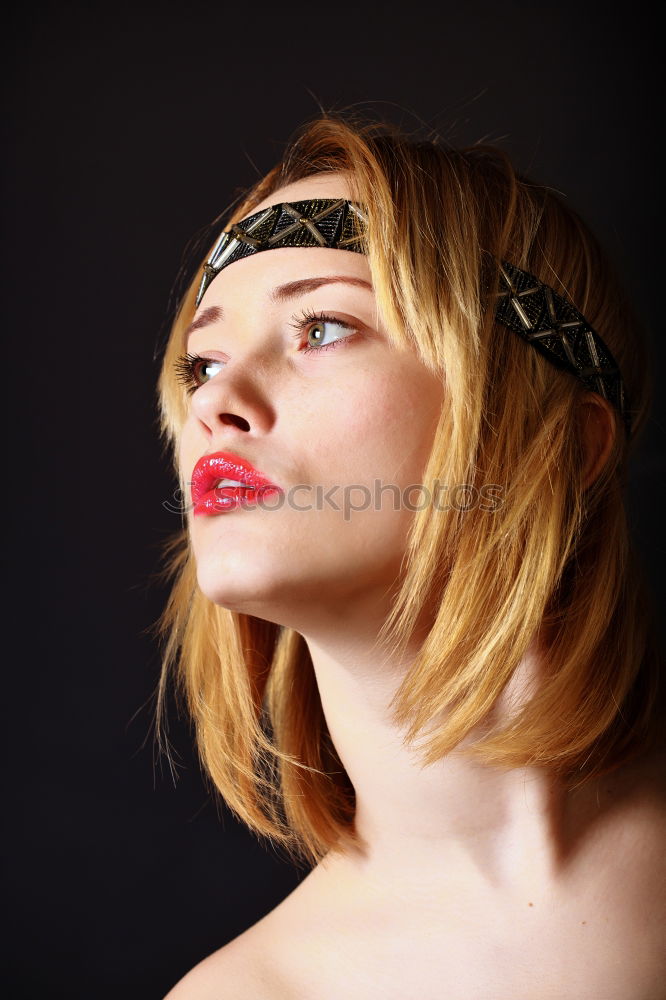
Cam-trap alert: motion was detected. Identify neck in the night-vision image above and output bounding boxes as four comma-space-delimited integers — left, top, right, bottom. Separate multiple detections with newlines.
300, 607, 616, 895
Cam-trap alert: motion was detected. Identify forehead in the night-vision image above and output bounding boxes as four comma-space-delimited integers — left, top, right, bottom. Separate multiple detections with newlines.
248, 171, 353, 217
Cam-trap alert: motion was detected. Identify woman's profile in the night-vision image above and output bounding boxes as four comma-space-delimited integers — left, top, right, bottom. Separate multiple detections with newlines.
158, 115, 665, 999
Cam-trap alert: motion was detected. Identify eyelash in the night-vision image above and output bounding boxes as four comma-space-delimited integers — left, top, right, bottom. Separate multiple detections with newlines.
173, 352, 214, 395
174, 310, 357, 394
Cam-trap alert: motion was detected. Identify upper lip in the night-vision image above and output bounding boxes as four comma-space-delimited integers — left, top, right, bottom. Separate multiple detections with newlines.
191, 451, 282, 504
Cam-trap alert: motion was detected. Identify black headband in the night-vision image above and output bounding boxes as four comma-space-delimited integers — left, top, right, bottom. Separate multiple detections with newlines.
196, 198, 630, 436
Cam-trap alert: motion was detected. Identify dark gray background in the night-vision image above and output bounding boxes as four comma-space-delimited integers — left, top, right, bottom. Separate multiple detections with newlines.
3, 1, 663, 996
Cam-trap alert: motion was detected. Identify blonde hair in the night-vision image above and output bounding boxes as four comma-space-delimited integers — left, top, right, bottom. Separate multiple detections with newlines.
156, 114, 662, 869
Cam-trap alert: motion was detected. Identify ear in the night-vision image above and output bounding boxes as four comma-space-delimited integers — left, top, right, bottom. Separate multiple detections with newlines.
578, 391, 617, 490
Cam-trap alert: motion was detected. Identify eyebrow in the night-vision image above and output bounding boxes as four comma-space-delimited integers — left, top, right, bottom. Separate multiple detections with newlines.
270, 275, 373, 303
184, 275, 373, 340
185, 306, 222, 338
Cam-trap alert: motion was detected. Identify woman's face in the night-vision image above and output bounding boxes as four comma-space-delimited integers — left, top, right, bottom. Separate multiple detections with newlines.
178, 173, 446, 633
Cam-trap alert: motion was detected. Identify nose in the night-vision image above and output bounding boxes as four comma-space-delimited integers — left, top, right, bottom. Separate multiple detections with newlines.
189, 358, 276, 439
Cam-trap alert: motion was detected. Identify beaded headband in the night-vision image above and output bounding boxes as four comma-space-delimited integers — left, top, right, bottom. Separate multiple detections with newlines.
196, 197, 631, 436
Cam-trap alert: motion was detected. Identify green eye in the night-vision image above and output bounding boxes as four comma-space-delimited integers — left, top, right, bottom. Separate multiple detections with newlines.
303, 318, 353, 352
174, 353, 225, 394
197, 359, 224, 383
306, 322, 326, 347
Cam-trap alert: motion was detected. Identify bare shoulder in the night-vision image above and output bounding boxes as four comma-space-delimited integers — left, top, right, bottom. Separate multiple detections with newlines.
161, 861, 333, 1000
159, 757, 666, 1000
162, 919, 293, 1000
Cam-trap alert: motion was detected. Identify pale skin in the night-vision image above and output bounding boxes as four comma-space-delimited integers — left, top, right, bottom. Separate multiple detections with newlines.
166, 175, 666, 999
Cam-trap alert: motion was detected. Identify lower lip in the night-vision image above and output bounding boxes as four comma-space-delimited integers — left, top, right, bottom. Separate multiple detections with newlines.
193, 485, 282, 517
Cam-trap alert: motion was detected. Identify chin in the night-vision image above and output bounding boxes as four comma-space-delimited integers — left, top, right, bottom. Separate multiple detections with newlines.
196, 559, 264, 611
193, 550, 296, 622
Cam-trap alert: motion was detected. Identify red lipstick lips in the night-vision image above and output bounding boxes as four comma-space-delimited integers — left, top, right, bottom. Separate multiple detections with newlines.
190, 451, 283, 516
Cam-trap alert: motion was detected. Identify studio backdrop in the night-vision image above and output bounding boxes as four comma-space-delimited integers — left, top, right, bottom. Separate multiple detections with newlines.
3, 2, 663, 997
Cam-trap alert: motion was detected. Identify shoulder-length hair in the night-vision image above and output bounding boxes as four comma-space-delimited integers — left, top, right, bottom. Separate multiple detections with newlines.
156, 114, 661, 869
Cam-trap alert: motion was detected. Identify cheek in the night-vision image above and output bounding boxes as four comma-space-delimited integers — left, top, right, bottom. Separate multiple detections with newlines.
312, 367, 443, 485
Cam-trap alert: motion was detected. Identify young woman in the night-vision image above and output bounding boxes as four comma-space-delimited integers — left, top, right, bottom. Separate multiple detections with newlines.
159, 116, 665, 999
